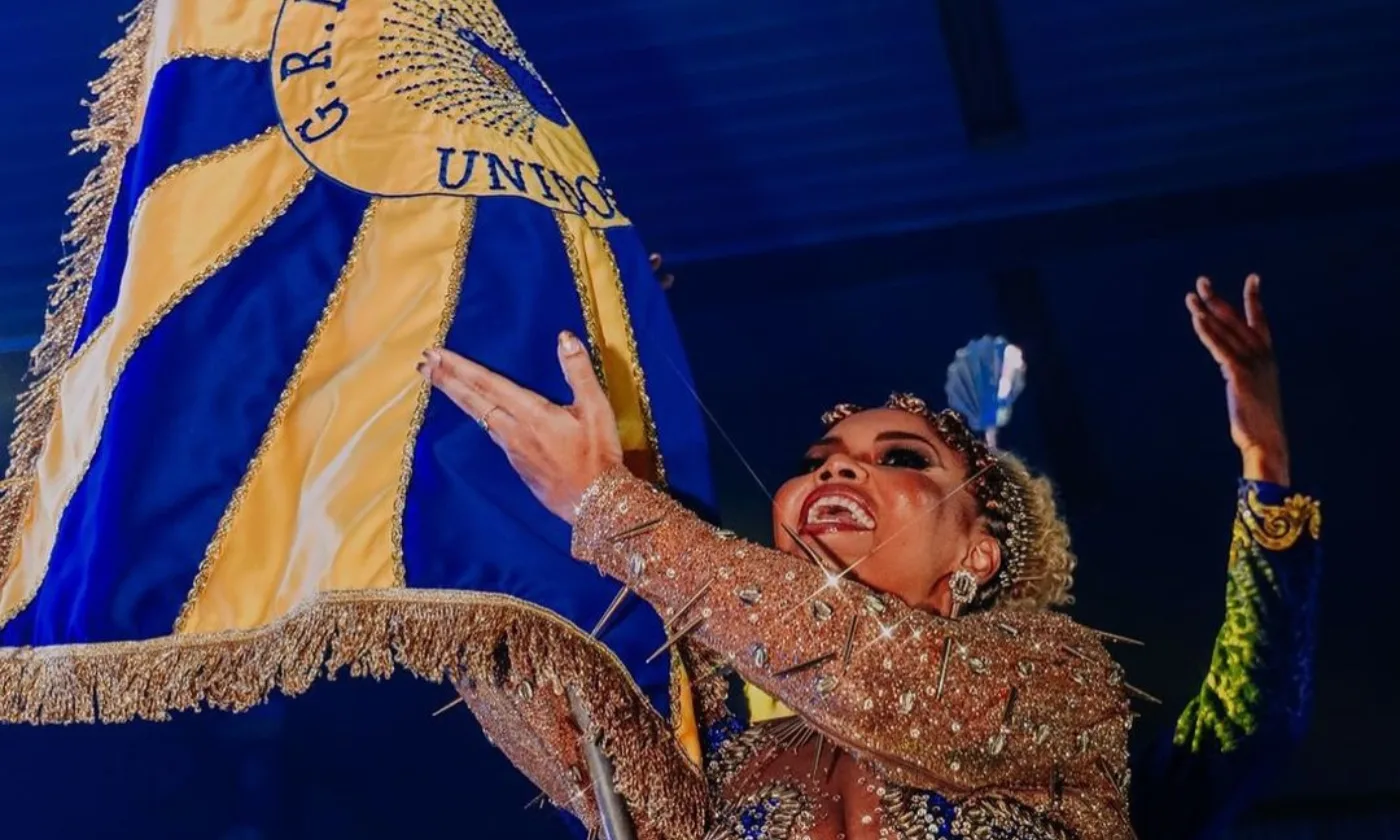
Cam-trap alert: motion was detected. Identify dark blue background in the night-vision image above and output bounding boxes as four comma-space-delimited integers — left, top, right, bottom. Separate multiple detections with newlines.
1, 0, 1396, 836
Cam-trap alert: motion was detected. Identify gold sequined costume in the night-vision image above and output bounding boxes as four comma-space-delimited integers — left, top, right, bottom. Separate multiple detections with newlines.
456, 466, 1135, 840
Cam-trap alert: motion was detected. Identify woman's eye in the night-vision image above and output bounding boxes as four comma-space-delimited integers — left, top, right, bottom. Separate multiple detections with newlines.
880, 447, 932, 470
799, 456, 824, 474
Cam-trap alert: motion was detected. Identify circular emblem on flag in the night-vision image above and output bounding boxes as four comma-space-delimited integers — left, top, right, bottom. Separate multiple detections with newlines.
379, 1, 571, 141
271, 0, 623, 224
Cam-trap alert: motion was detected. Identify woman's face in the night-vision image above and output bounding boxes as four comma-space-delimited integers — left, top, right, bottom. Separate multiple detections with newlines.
772, 409, 1001, 614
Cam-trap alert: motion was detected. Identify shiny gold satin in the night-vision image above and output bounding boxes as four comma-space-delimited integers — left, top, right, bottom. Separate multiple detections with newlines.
745, 682, 797, 724
0, 1, 706, 759
562, 215, 660, 479
138, 1, 277, 131
0, 3, 155, 595
556, 213, 609, 388
177, 197, 480, 634
0, 135, 312, 624
270, 0, 629, 225
173, 200, 380, 634
149, 0, 276, 62
390, 200, 479, 590
672, 654, 702, 766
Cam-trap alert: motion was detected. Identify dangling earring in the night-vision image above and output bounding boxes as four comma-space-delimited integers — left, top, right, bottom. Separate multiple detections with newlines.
948, 569, 979, 619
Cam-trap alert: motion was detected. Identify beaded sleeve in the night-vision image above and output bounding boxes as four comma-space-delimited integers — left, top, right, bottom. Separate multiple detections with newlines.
1132, 481, 1320, 840
574, 467, 1135, 839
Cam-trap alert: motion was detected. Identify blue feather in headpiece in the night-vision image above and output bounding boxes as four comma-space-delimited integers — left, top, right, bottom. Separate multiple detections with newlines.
944, 335, 1027, 447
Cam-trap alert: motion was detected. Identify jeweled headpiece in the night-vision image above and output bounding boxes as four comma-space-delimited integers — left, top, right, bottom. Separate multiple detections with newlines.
822, 394, 1036, 605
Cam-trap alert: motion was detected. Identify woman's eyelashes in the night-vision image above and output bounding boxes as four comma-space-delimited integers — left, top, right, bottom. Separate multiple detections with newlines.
879, 446, 935, 470
799, 445, 939, 474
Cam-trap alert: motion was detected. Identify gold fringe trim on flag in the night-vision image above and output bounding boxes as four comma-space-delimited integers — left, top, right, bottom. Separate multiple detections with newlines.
0, 2, 155, 590
0, 589, 628, 724
455, 596, 708, 840
0, 588, 707, 839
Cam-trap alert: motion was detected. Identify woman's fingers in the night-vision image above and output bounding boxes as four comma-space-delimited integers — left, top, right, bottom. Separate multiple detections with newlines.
420, 355, 487, 417
1186, 293, 1243, 367
650, 253, 675, 290
556, 332, 610, 421
418, 354, 518, 439
1196, 277, 1260, 352
417, 340, 626, 522
1241, 274, 1272, 346
427, 349, 551, 420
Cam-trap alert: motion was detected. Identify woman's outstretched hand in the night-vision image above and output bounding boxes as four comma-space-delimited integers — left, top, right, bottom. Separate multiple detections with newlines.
650, 253, 675, 290
1185, 274, 1290, 485
419, 333, 623, 524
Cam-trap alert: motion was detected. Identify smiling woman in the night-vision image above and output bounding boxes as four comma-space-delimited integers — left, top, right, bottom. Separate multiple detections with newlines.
421, 340, 1134, 840
418, 274, 1321, 840
775, 400, 1074, 617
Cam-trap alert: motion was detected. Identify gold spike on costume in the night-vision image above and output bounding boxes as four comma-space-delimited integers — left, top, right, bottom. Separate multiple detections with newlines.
458, 466, 1136, 839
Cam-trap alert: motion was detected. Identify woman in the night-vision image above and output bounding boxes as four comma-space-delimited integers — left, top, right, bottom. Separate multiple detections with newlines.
418, 275, 1308, 839
1134, 276, 1320, 840
730, 276, 1322, 840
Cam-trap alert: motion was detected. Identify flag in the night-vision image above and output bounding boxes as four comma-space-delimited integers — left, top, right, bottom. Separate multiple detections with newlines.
0, 0, 712, 748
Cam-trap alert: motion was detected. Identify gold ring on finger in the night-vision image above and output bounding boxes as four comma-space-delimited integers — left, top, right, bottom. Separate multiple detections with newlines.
478, 405, 504, 433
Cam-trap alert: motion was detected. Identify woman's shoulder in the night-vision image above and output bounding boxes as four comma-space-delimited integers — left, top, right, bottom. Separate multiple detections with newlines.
964, 607, 1120, 665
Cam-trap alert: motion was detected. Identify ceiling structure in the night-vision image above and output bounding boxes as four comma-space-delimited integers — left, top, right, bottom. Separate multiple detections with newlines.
2, 0, 1399, 345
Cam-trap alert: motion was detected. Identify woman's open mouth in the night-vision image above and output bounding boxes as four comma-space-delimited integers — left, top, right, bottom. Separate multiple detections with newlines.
799, 487, 876, 535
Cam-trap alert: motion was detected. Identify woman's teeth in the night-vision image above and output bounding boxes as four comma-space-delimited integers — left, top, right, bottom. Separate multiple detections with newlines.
805, 496, 875, 530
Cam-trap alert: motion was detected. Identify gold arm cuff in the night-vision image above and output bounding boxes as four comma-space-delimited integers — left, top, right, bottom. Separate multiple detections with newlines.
1240, 487, 1322, 552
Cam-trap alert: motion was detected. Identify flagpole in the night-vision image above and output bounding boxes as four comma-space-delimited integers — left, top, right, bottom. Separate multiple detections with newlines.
568, 689, 637, 840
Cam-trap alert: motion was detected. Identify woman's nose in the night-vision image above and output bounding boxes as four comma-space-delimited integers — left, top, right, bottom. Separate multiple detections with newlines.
818, 454, 866, 483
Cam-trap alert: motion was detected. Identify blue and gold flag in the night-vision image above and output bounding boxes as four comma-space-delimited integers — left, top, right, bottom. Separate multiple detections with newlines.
0, 0, 712, 747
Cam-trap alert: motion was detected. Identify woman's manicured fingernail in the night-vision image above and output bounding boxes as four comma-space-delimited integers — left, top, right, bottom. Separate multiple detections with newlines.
559, 332, 581, 355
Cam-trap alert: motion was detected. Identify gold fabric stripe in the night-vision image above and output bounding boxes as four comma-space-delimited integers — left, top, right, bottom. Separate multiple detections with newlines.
555, 214, 609, 390
173, 201, 380, 633
746, 682, 797, 723
0, 135, 313, 627
136, 0, 277, 131
672, 655, 703, 767
592, 228, 666, 485
178, 198, 479, 634
56, 127, 286, 364
129, 127, 282, 227
0, 3, 155, 601
557, 215, 665, 483
390, 200, 479, 589
150, 1, 276, 62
